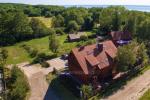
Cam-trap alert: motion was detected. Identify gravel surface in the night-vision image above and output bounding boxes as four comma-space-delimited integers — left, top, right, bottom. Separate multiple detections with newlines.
8, 57, 67, 100
104, 69, 150, 100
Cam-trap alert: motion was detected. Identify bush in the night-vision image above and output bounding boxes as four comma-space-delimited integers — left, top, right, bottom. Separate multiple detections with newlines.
80, 35, 88, 41
52, 68, 58, 75
29, 49, 38, 58
32, 53, 47, 63
55, 28, 65, 35
31, 53, 58, 64
21, 44, 38, 58
40, 61, 50, 68
92, 28, 98, 33
85, 40, 95, 45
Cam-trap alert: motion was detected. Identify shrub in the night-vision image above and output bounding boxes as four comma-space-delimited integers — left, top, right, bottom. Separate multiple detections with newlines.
92, 28, 98, 33
21, 44, 38, 58
52, 68, 58, 75
80, 35, 88, 41
23, 45, 30, 52
55, 28, 65, 35
29, 49, 38, 58
31, 53, 58, 64
85, 40, 95, 45
40, 61, 49, 68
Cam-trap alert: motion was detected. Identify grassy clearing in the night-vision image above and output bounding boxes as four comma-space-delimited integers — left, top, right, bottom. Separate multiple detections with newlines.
29, 17, 52, 28
4, 32, 95, 65
140, 89, 150, 100
4, 36, 49, 65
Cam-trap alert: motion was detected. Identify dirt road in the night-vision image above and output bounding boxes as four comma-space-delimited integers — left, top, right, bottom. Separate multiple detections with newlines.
104, 69, 150, 100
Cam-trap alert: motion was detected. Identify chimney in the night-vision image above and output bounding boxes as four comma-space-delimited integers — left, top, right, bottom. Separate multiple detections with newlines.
79, 46, 84, 51
96, 43, 103, 51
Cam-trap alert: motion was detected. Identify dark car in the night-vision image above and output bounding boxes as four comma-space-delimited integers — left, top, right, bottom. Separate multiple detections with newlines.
58, 73, 82, 97
61, 54, 68, 60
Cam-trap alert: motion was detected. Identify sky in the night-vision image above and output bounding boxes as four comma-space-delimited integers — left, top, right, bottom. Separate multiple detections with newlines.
0, 0, 150, 5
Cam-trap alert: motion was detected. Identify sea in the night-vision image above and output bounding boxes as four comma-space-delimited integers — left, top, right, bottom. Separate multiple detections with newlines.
64, 5, 150, 12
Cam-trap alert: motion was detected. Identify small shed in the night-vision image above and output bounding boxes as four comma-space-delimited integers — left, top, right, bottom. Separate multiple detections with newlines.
68, 32, 87, 42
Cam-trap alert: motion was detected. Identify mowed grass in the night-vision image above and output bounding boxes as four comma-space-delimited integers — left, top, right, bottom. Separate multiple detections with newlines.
29, 17, 52, 28
140, 89, 150, 100
4, 36, 50, 65
4, 32, 95, 65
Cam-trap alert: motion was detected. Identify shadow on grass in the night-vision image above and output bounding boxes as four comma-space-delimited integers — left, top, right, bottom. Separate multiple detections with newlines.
44, 78, 80, 100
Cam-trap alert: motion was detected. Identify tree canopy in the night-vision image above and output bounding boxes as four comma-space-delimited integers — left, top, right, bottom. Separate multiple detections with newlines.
116, 40, 148, 72
49, 30, 60, 53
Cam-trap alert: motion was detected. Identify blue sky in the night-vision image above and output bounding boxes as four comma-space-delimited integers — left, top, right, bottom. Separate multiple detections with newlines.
0, 0, 150, 5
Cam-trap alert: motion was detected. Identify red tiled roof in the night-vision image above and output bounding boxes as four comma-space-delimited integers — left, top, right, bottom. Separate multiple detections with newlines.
110, 31, 132, 41
85, 55, 99, 67
70, 40, 117, 75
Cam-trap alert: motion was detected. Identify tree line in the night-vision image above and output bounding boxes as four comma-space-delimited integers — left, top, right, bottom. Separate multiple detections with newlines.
0, 3, 64, 17
0, 11, 51, 46
1, 3, 150, 46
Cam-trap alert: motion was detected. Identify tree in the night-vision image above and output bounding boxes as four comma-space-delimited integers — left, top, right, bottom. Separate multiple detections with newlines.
112, 10, 121, 31
0, 48, 8, 67
116, 42, 137, 72
52, 14, 64, 27
137, 43, 149, 65
67, 20, 79, 32
137, 19, 150, 40
80, 85, 92, 99
0, 12, 33, 46
83, 16, 93, 30
9, 66, 29, 100
49, 30, 60, 53
30, 18, 48, 38
98, 8, 113, 34
11, 12, 33, 40
124, 13, 137, 36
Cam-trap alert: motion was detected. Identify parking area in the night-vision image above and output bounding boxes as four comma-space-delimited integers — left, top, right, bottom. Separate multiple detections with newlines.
7, 57, 68, 100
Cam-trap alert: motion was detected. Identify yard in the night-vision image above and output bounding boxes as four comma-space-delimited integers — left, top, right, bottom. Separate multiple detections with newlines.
4, 31, 95, 65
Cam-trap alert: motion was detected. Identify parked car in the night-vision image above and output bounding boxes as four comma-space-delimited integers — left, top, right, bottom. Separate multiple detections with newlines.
58, 73, 82, 97
61, 54, 68, 60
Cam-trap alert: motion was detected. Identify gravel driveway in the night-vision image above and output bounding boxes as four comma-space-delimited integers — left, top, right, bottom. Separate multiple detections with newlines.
7, 57, 68, 100
104, 69, 150, 100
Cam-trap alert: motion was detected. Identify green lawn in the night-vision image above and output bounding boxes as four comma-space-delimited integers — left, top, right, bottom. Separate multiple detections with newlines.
140, 89, 150, 100
4, 32, 95, 65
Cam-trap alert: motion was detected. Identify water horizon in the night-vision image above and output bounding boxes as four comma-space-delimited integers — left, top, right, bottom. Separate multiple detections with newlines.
64, 5, 150, 12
